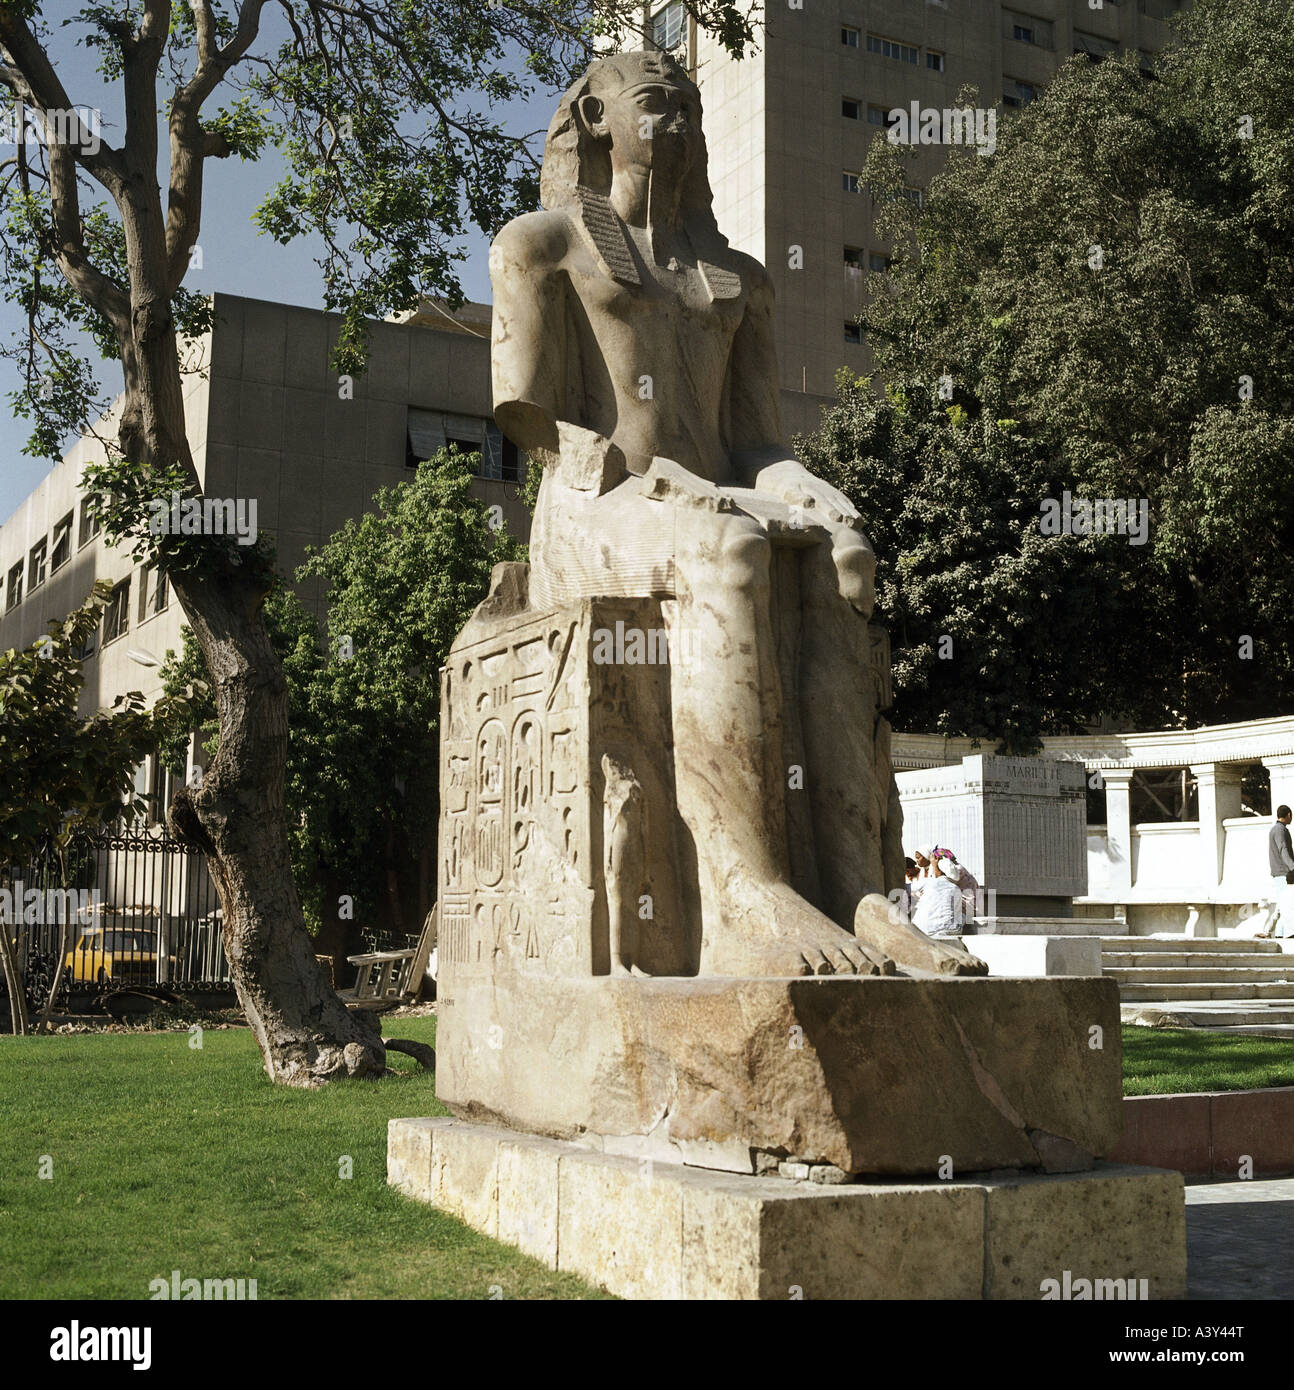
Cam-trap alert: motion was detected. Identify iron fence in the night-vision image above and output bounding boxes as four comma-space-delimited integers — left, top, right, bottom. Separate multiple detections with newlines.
1, 827, 230, 997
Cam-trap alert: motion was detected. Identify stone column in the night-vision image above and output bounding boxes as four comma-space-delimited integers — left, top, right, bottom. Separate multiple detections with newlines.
1190, 762, 1244, 891
1263, 755, 1294, 815
1100, 767, 1135, 895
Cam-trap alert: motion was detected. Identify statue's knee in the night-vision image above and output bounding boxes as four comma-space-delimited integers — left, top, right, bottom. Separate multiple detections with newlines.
833, 531, 876, 614
715, 519, 770, 590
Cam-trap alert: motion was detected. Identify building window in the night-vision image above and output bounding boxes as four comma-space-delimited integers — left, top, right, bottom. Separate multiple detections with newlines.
78, 495, 101, 548
866, 34, 919, 65
899, 185, 925, 210
5, 562, 22, 612
1005, 11, 1052, 47
1074, 30, 1117, 60
841, 25, 860, 47
867, 105, 901, 129
844, 323, 863, 345
29, 538, 47, 592
103, 578, 130, 646
842, 98, 861, 120
869, 252, 890, 272
843, 246, 863, 268
651, 0, 686, 53
139, 563, 169, 622
1003, 78, 1036, 108
926, 50, 945, 71
407, 408, 519, 482
70, 625, 96, 662
51, 512, 73, 572
842, 171, 861, 193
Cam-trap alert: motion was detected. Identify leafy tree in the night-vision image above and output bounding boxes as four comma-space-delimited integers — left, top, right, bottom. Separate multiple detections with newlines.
0, 582, 196, 1034
841, 0, 1294, 740
161, 450, 519, 963
0, 1, 751, 1084
799, 373, 1152, 751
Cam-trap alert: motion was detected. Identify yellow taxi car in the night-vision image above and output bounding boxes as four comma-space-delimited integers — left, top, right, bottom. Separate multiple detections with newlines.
64, 927, 175, 985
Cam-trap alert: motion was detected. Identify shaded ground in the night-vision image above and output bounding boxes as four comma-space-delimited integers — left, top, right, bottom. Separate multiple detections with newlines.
1185, 1179, 1294, 1300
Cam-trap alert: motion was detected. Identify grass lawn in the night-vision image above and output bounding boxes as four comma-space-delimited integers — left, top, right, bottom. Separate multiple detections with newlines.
0, 1019, 606, 1300
1121, 1025, 1294, 1096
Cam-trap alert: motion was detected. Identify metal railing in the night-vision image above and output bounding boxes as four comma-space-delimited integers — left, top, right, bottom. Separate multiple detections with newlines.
2, 827, 229, 997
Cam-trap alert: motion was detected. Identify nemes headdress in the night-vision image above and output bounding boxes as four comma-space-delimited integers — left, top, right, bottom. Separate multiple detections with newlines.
539, 51, 739, 300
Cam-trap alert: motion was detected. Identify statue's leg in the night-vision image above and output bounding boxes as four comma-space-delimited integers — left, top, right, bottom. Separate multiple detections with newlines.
669, 508, 891, 977
800, 539, 987, 976
799, 539, 887, 924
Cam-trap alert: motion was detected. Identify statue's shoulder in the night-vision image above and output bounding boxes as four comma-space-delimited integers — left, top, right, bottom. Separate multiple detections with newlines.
722, 246, 773, 295
492, 209, 575, 275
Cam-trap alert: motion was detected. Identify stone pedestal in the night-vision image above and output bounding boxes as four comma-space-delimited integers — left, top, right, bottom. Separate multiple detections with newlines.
437, 973, 1123, 1175
388, 1117, 1188, 1300
896, 756, 1088, 915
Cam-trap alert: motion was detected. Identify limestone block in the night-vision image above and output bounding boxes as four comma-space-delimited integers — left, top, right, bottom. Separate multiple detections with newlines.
436, 974, 1123, 1176
386, 1116, 438, 1200
388, 1119, 1188, 1301
497, 1133, 566, 1265
557, 1149, 685, 1299
982, 1165, 1187, 1300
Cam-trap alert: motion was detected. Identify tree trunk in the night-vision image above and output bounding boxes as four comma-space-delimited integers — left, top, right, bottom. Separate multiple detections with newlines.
117, 203, 384, 1085
0, 922, 31, 1036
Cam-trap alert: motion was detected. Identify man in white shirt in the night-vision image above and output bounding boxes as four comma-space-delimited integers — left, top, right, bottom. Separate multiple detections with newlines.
913, 858, 964, 937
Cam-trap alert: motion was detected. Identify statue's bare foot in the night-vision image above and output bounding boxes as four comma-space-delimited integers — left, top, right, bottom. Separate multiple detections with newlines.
611, 961, 652, 978
853, 893, 988, 977
702, 876, 895, 977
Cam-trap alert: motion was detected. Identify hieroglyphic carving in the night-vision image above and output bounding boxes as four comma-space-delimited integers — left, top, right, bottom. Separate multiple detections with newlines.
440, 605, 599, 979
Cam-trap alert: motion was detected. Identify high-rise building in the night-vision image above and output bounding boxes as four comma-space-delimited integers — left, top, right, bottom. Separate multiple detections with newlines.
653, 0, 1185, 433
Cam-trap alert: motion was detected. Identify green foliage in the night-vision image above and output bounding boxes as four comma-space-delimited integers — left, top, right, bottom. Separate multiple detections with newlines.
78, 455, 278, 590
799, 376, 1151, 752
842, 0, 1294, 734
161, 450, 517, 930
0, 583, 201, 865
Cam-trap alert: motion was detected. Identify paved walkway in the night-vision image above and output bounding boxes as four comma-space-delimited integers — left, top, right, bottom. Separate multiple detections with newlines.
1185, 1178, 1294, 1299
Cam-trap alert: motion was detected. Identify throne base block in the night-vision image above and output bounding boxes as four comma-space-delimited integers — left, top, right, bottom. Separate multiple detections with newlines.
388, 1117, 1186, 1300
434, 974, 1123, 1175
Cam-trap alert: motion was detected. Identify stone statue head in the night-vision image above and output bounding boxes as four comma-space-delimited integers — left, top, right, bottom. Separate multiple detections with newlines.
540, 51, 733, 288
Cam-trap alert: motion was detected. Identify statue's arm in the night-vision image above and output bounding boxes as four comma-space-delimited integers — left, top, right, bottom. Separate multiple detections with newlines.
489, 214, 568, 455
726, 260, 864, 531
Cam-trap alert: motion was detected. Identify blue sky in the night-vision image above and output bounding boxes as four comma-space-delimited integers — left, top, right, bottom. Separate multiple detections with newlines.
0, 19, 549, 522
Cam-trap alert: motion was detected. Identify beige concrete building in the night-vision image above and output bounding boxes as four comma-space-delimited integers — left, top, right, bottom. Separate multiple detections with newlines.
658, 0, 1186, 433
0, 291, 529, 747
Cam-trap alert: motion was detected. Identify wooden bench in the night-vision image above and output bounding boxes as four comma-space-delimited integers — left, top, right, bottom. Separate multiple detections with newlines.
340, 905, 436, 1012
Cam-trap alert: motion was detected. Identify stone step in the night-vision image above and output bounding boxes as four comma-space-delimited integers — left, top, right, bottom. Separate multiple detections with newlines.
1098, 936, 1285, 953
975, 917, 1126, 936
1122, 1002, 1294, 1028
1104, 955, 1294, 972
1118, 980, 1294, 1002
1107, 966, 1294, 984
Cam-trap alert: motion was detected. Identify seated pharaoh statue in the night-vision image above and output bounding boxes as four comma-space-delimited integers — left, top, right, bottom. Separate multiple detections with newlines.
476, 49, 985, 981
